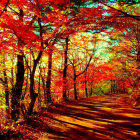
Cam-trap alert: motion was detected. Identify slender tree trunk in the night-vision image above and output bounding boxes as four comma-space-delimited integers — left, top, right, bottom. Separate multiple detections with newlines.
111, 79, 116, 93
28, 59, 40, 115
41, 70, 46, 104
38, 65, 41, 108
63, 37, 69, 101
3, 55, 9, 109
21, 68, 29, 118
28, 74, 38, 115
137, 45, 140, 82
84, 73, 88, 97
46, 47, 52, 103
3, 68, 10, 120
28, 18, 43, 115
11, 57, 15, 96
90, 83, 93, 96
3, 70, 9, 108
85, 81, 88, 97
71, 50, 93, 100
22, 68, 29, 100
11, 54, 24, 121
74, 74, 78, 100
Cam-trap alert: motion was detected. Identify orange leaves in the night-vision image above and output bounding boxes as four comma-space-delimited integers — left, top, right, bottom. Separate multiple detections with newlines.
10, 0, 28, 7
10, 0, 27, 4
46, 8, 70, 27
96, 65, 112, 71
50, 0, 70, 5
55, 80, 63, 87
76, 64, 117, 85
0, 0, 8, 9
0, 0, 9, 14
81, 6, 102, 18
1, 17, 38, 44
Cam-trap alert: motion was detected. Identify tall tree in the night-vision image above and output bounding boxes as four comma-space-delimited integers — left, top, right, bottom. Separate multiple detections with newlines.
63, 37, 69, 101
11, 9, 25, 121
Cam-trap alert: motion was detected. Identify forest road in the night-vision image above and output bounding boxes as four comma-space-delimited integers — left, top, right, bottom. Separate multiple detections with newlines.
2, 94, 140, 140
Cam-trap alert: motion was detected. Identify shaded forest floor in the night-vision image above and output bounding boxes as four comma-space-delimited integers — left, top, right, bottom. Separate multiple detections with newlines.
1, 93, 140, 140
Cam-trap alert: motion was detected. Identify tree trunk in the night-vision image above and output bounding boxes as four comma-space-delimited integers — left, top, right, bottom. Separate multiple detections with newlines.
28, 59, 40, 115
2, 54, 9, 108
11, 54, 24, 121
71, 49, 93, 100
85, 81, 88, 97
137, 44, 140, 82
41, 70, 46, 104
11, 57, 15, 97
90, 84, 93, 96
46, 47, 53, 103
28, 17, 43, 115
84, 73, 88, 97
28, 91, 38, 115
63, 37, 69, 101
20, 69, 28, 119
3, 70, 9, 112
74, 74, 78, 100
110, 79, 116, 93
28, 77, 37, 115
38, 65, 41, 108
90, 82, 93, 96
2, 67, 10, 121
11, 9, 24, 121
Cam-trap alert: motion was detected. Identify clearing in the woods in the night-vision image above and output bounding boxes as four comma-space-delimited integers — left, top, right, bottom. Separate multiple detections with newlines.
1, 93, 140, 140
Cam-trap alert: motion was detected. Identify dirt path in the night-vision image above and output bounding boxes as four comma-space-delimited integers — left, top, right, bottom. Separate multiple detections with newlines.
2, 94, 140, 140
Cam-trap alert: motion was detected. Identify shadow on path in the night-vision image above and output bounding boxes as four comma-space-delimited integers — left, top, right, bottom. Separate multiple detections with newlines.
2, 94, 140, 140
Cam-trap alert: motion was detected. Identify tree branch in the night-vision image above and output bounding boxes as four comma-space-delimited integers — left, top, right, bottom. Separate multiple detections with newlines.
76, 56, 92, 77
0, 0, 10, 17
103, 3, 140, 21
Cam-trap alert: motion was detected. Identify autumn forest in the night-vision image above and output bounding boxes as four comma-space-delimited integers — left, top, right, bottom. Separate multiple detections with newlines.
0, 0, 140, 139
